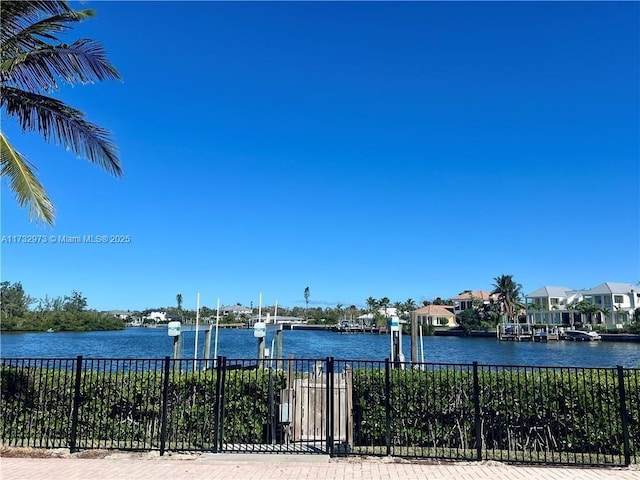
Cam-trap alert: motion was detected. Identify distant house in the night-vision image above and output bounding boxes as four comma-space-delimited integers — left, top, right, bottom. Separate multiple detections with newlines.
357, 307, 399, 321
525, 282, 638, 328
262, 313, 304, 324
451, 290, 496, 315
410, 305, 456, 327
145, 311, 167, 323
526, 286, 573, 310
525, 286, 585, 325
221, 305, 252, 316
109, 310, 130, 320
583, 282, 639, 327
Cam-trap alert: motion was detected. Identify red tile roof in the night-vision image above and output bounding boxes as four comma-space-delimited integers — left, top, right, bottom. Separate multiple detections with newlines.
452, 290, 492, 301
413, 305, 455, 316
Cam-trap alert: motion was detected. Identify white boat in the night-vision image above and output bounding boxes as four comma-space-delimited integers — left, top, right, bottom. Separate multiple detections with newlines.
561, 329, 601, 341
533, 330, 548, 342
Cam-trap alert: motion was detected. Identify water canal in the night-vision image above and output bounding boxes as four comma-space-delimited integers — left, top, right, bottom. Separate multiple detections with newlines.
1, 327, 638, 368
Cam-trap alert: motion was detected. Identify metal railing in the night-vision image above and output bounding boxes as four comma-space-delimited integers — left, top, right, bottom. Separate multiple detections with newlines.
1, 356, 637, 466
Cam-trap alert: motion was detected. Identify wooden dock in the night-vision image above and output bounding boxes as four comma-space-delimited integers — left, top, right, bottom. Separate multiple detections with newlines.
498, 323, 560, 342
500, 333, 533, 342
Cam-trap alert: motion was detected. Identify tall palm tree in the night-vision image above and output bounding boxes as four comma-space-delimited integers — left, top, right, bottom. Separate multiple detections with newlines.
378, 297, 391, 316
491, 274, 524, 323
303, 286, 310, 317
366, 296, 377, 314
1, 1, 121, 225
393, 301, 404, 319
176, 293, 183, 320
403, 298, 417, 314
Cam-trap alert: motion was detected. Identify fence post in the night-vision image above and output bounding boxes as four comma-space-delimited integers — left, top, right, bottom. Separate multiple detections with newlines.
69, 355, 83, 453
217, 356, 227, 452
616, 365, 631, 466
159, 356, 171, 456
213, 356, 224, 453
384, 358, 391, 456
472, 361, 482, 461
326, 357, 335, 456
325, 357, 330, 454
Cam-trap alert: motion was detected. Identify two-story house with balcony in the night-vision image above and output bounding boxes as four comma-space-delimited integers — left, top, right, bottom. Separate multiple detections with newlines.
582, 282, 638, 327
452, 290, 495, 316
525, 286, 585, 325
526, 282, 638, 328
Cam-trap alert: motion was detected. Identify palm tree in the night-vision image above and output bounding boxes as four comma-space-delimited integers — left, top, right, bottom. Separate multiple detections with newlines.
615, 305, 629, 324
402, 298, 417, 321
393, 301, 404, 319
176, 293, 183, 320
1, 1, 121, 225
491, 274, 525, 323
572, 300, 600, 325
378, 297, 391, 316
366, 297, 377, 314
303, 286, 310, 317
527, 302, 542, 324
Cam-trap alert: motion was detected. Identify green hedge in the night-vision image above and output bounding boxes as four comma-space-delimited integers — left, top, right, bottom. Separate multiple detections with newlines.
0, 364, 287, 449
351, 367, 639, 460
1, 362, 638, 461
352, 368, 476, 448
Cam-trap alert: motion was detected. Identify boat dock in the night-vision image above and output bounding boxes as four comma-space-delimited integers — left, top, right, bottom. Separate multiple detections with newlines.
497, 323, 562, 342
497, 324, 608, 342
332, 323, 385, 334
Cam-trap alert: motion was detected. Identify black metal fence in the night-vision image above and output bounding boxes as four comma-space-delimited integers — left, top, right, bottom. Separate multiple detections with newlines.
1, 356, 638, 466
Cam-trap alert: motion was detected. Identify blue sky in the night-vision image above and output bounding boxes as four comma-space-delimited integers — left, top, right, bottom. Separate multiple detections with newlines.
1, 1, 638, 312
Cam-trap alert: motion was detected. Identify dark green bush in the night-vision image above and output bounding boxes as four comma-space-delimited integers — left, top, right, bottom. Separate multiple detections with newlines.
351, 366, 639, 458
1, 362, 637, 460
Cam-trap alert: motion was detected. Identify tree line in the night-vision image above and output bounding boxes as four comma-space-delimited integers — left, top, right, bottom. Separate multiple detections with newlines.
0, 281, 124, 332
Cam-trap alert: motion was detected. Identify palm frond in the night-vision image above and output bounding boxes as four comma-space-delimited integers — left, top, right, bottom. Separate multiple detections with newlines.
2, 39, 121, 93
2, 86, 122, 176
0, 1, 121, 225
1, 1, 72, 42
0, 132, 55, 225
1, 10, 95, 59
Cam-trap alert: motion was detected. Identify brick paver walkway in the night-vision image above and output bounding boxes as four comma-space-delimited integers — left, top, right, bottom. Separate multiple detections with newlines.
0, 453, 637, 480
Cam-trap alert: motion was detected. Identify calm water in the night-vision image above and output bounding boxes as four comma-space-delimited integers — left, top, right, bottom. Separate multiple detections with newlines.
1, 327, 638, 368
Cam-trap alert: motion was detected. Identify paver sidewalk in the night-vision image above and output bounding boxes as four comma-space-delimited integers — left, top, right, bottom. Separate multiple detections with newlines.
0, 454, 637, 480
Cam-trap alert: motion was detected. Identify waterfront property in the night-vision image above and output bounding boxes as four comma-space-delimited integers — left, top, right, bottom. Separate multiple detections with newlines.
410, 304, 457, 327
452, 290, 497, 315
1, 356, 637, 466
144, 311, 168, 323
526, 282, 639, 329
